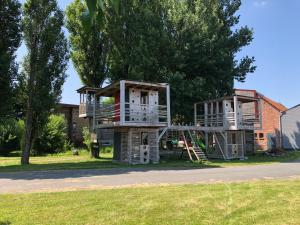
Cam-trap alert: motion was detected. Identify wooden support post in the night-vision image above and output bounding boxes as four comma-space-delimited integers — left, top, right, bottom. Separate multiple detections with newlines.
216, 101, 219, 126
92, 96, 96, 131
225, 132, 228, 160
166, 84, 171, 127
194, 103, 197, 126
210, 103, 213, 127
204, 103, 208, 127
205, 132, 209, 152
233, 96, 238, 129
242, 131, 245, 159
120, 80, 125, 125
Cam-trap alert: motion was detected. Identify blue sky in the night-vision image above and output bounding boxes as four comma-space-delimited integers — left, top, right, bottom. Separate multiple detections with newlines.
17, 0, 300, 108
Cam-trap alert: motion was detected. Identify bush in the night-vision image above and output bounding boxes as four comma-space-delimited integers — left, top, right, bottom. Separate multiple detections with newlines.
33, 114, 67, 154
0, 119, 24, 156
82, 127, 92, 152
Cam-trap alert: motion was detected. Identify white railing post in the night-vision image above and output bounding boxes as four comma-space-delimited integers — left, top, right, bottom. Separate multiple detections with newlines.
204, 103, 208, 127
93, 99, 96, 130
233, 96, 238, 129
120, 80, 125, 125
166, 84, 171, 127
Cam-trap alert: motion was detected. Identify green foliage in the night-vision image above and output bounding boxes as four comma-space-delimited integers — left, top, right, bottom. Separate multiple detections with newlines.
82, 127, 93, 151
66, 0, 109, 87
0, 119, 24, 155
108, 0, 255, 122
0, 0, 22, 120
74, 0, 255, 123
21, 0, 70, 163
85, 0, 120, 22
102, 97, 114, 106
33, 115, 67, 154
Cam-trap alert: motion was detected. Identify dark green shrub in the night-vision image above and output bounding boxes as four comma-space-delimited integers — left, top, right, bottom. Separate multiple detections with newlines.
0, 119, 24, 156
33, 114, 67, 154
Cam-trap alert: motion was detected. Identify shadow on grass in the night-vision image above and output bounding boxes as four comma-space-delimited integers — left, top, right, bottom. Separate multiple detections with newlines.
0, 221, 11, 225
0, 158, 220, 180
0, 151, 299, 180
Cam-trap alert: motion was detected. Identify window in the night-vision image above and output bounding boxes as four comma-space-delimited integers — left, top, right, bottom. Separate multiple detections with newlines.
254, 133, 258, 140
140, 91, 149, 105
141, 132, 148, 145
259, 133, 264, 140
231, 133, 237, 144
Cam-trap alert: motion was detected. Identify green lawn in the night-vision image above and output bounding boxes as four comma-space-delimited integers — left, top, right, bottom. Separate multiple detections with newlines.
0, 179, 300, 225
0, 150, 300, 172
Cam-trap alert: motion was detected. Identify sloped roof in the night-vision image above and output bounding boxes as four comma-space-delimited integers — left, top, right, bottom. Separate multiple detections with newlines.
260, 95, 287, 112
234, 89, 287, 112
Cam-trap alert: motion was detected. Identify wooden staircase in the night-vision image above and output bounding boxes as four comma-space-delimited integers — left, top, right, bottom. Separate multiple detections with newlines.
181, 130, 207, 161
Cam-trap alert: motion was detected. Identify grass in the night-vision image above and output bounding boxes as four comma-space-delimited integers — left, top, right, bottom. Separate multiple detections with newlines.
0, 179, 300, 225
0, 150, 300, 173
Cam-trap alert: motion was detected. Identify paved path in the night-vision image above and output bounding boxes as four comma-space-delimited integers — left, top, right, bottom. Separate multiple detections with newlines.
0, 162, 300, 194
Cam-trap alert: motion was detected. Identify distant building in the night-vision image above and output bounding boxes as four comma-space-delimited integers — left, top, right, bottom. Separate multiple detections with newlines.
235, 89, 287, 150
281, 105, 300, 150
56, 103, 89, 146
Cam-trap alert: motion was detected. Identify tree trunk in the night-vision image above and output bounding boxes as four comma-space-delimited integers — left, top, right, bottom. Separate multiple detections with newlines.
21, 108, 33, 164
21, 37, 37, 165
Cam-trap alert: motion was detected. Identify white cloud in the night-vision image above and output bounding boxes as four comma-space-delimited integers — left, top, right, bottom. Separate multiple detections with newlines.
253, 0, 268, 7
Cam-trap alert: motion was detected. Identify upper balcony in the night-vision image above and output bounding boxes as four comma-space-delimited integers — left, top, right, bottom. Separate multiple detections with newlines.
77, 86, 101, 118
92, 80, 171, 129
194, 95, 262, 131
94, 102, 168, 128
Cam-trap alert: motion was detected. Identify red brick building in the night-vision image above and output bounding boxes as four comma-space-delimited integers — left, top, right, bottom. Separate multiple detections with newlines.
57, 103, 89, 146
235, 89, 287, 150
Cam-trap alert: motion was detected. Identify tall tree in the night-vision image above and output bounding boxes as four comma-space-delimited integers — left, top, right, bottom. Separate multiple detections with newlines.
107, 0, 172, 82
81, 0, 255, 122
21, 0, 69, 164
165, 0, 256, 121
66, 0, 109, 87
0, 0, 22, 121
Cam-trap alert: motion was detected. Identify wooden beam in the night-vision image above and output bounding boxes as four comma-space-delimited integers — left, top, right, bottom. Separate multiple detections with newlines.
233, 96, 238, 129
120, 80, 126, 125
166, 84, 171, 126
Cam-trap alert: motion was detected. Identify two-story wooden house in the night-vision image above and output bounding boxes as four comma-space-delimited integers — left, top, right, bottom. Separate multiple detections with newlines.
78, 80, 170, 164
194, 95, 261, 159
78, 81, 262, 163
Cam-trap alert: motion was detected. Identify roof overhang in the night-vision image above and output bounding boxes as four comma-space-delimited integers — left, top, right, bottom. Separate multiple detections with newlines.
95, 80, 168, 97
195, 94, 259, 105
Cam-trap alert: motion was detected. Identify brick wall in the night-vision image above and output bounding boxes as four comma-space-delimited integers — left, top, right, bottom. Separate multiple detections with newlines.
235, 90, 282, 150
57, 104, 90, 146
256, 100, 281, 150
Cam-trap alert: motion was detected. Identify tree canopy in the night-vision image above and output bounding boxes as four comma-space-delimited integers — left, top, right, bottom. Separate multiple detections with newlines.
66, 0, 109, 87
69, 0, 255, 122
0, 0, 22, 121
21, 0, 69, 164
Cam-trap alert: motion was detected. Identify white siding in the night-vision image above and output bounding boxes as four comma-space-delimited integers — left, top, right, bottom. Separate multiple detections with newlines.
281, 105, 300, 149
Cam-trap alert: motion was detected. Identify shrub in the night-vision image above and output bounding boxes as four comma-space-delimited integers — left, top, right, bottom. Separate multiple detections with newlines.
82, 127, 92, 152
33, 114, 67, 154
0, 119, 24, 156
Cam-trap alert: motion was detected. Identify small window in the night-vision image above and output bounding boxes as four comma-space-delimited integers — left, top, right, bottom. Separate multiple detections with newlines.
141, 132, 148, 145
259, 133, 264, 140
140, 91, 149, 105
254, 133, 258, 140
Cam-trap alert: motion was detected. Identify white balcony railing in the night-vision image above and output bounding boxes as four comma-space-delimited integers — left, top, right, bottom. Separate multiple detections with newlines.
94, 103, 168, 127
196, 112, 260, 129
79, 102, 94, 117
